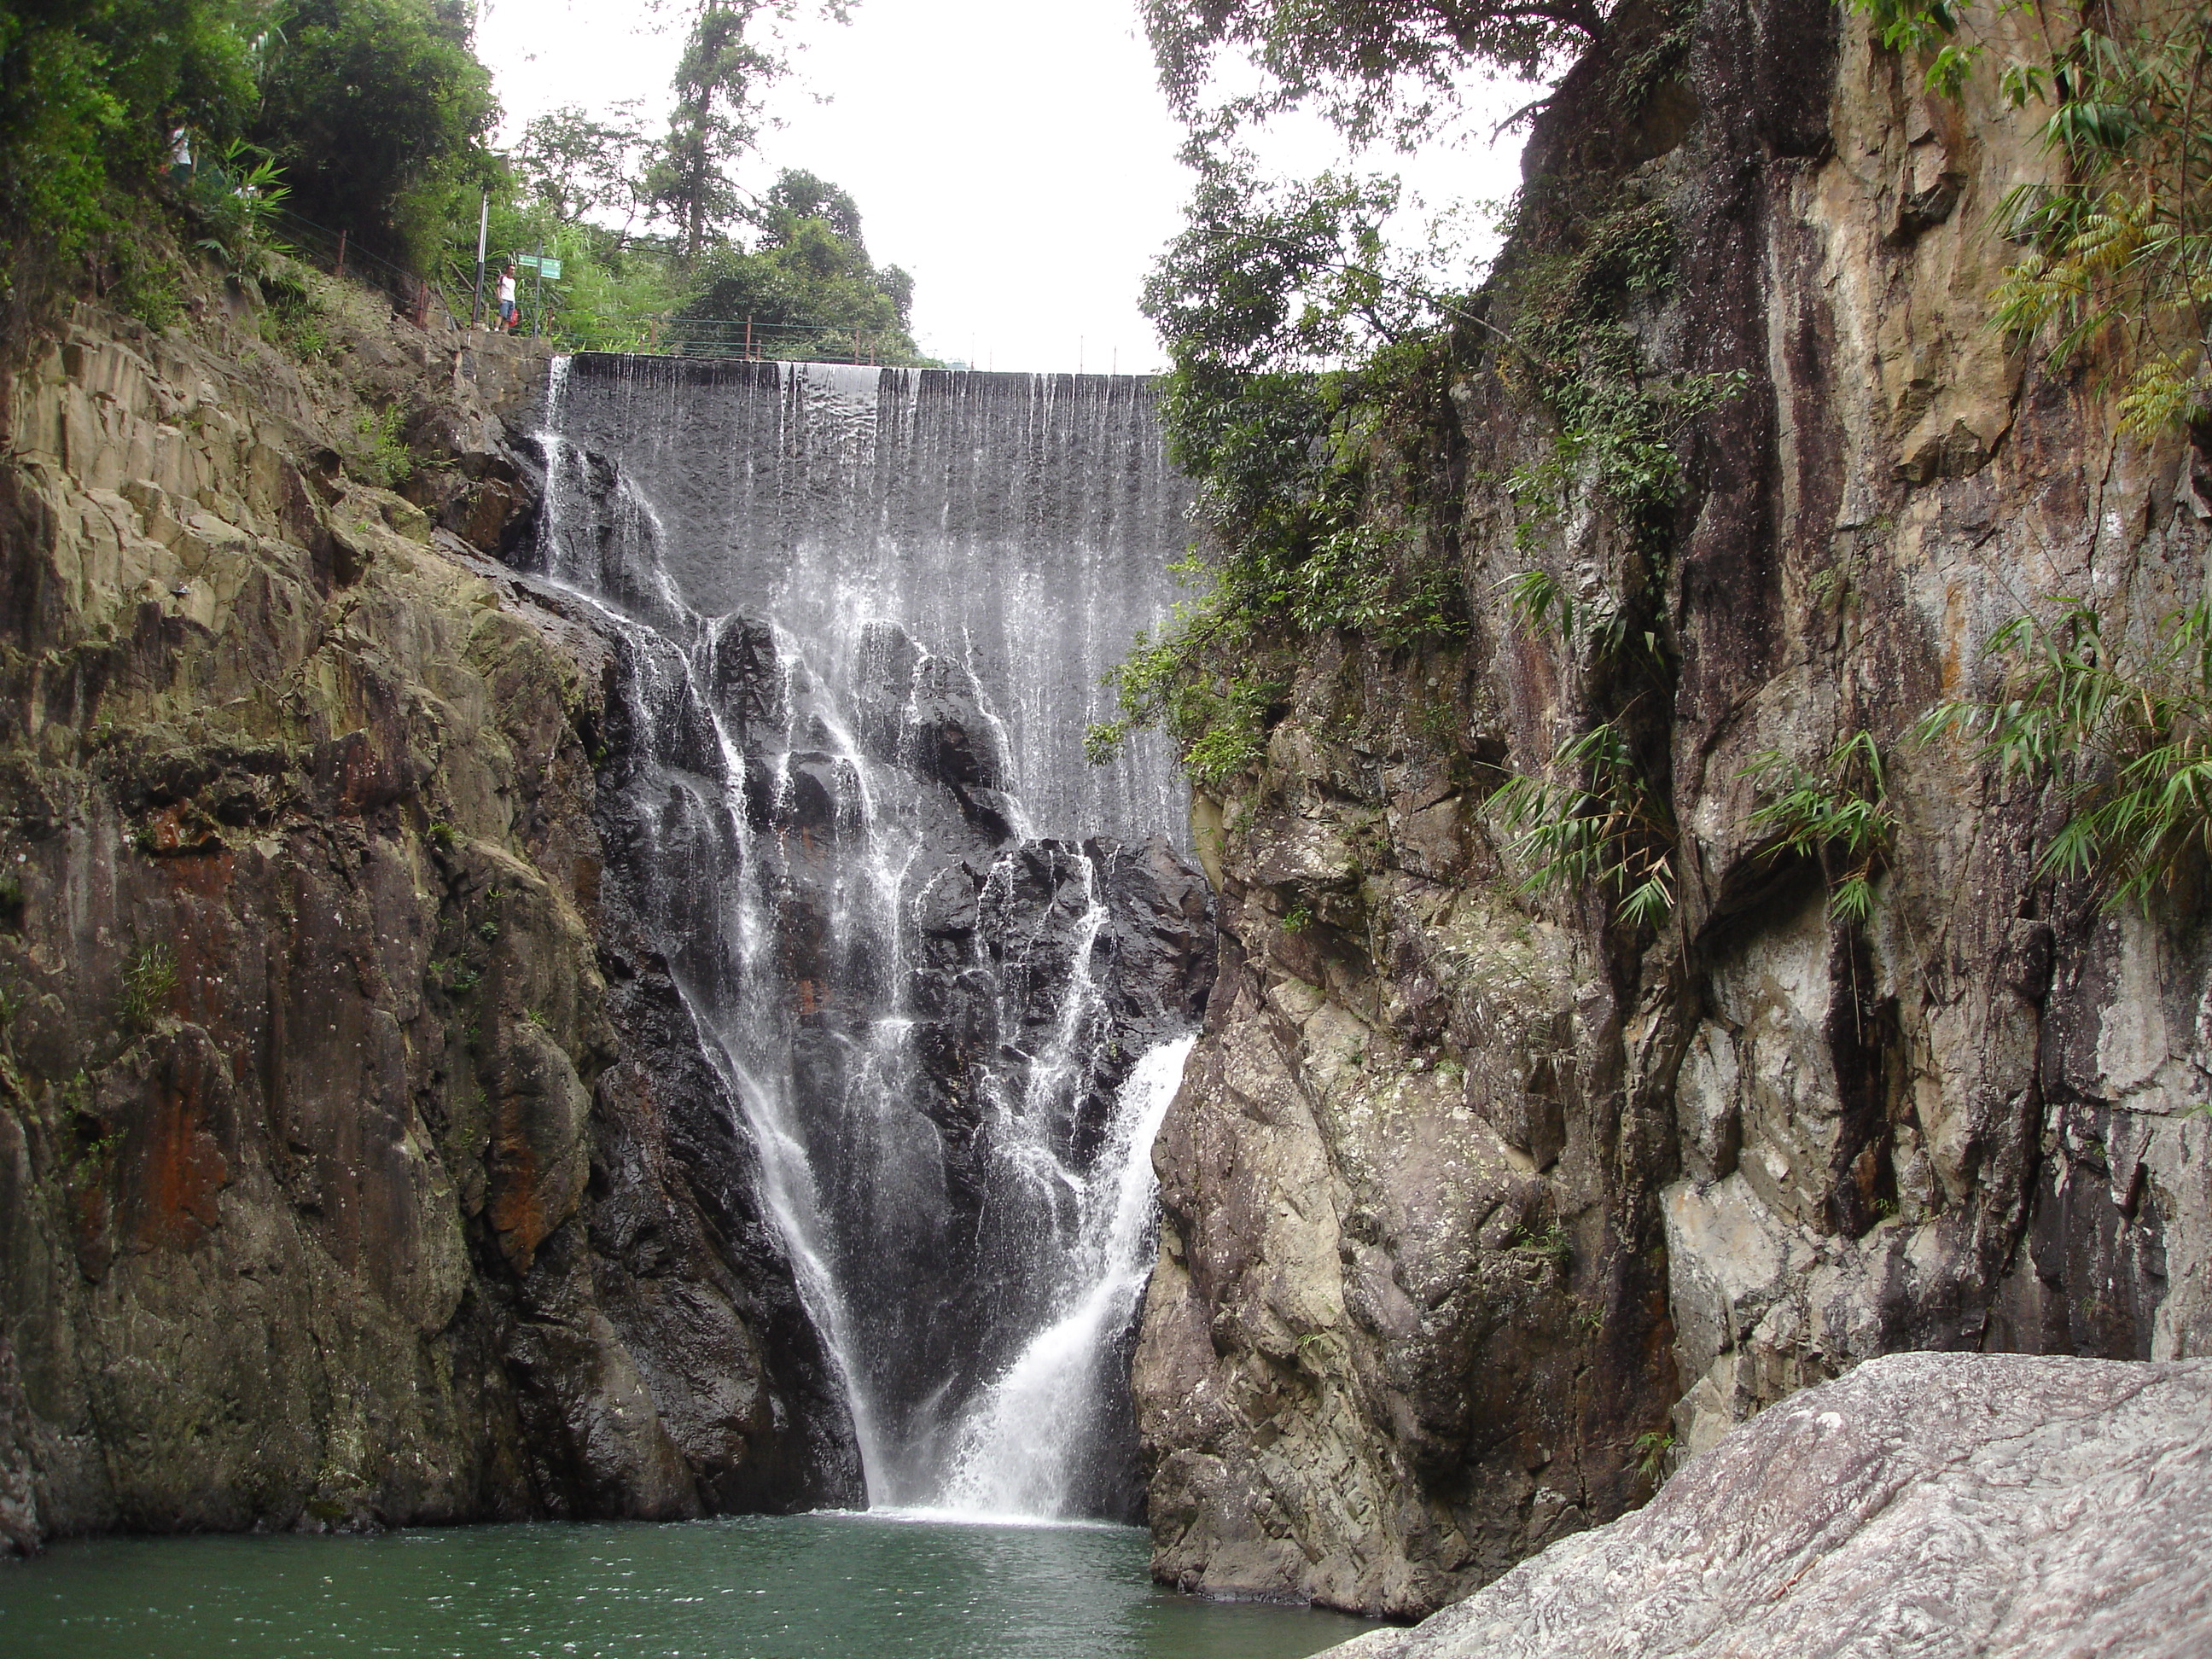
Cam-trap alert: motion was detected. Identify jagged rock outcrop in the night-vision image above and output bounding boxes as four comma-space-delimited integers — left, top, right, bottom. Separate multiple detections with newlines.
0, 263, 853, 1551
1135, 0, 2210, 1618
1318, 1352, 2212, 1658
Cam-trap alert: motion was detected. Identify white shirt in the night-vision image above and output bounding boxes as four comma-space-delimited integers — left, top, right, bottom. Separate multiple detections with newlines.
497, 273, 516, 304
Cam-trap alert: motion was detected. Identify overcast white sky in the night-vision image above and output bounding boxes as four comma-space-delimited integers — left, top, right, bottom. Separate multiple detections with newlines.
475, 0, 1531, 372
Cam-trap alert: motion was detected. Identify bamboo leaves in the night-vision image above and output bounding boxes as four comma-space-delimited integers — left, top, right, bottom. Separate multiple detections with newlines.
1487, 717, 1677, 929
1738, 731, 1897, 924
1918, 599, 2212, 909
1857, 0, 2212, 439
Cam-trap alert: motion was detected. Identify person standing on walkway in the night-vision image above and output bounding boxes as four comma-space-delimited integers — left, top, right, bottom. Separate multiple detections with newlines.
497, 262, 519, 331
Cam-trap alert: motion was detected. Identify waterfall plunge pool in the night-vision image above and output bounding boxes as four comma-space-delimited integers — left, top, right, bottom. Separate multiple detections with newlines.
0, 1512, 1378, 1658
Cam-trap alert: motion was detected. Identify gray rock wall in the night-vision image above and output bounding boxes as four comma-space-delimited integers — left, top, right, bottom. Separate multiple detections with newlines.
1134, 0, 2210, 1618
0, 266, 852, 1549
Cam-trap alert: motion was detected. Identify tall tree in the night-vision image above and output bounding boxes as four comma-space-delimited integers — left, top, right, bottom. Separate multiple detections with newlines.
515, 100, 653, 235
645, 1, 856, 262
249, 0, 497, 255
647, 2, 766, 259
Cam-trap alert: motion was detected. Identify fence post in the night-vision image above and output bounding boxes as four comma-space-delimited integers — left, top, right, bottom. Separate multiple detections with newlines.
745, 317, 753, 360
335, 230, 346, 277
471, 190, 488, 328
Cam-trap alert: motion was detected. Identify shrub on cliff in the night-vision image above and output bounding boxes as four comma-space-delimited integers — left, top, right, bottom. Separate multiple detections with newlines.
0, 0, 256, 302
1082, 159, 1474, 783
1092, 2, 1703, 806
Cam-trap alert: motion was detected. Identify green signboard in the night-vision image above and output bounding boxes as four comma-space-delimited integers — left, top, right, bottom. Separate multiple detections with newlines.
515, 254, 562, 280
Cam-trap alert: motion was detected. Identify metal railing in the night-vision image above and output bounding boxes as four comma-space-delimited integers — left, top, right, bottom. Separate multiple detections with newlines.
261, 204, 581, 341
533, 314, 905, 365
262, 205, 462, 332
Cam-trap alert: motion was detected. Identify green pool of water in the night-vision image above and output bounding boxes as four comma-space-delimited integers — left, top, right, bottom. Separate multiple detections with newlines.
0, 1511, 1378, 1658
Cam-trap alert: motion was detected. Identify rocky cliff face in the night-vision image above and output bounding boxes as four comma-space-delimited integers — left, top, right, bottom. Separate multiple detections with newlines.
0, 265, 856, 1549
1134, 0, 2211, 1618
0, 263, 1219, 1551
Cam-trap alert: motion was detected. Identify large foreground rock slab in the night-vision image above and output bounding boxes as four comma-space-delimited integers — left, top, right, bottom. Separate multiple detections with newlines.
1321, 1353, 2212, 1659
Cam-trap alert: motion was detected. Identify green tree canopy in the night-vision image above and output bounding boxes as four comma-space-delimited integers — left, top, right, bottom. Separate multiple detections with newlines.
248, 0, 497, 258
514, 100, 654, 233
0, 0, 923, 369
681, 167, 917, 350
1144, 0, 1605, 144
754, 168, 863, 246
650, 1, 777, 259
0, 0, 257, 276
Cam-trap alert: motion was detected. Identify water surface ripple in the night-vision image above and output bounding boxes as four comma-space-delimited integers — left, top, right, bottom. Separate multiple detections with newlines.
0, 1514, 1376, 1658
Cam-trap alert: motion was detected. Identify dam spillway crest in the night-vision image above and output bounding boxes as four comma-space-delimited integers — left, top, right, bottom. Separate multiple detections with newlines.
523, 354, 1214, 1518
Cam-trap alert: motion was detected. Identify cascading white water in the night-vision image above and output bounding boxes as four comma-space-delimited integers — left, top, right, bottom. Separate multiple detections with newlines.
529, 354, 1208, 1520
530, 407, 894, 1491
934, 1034, 1196, 1518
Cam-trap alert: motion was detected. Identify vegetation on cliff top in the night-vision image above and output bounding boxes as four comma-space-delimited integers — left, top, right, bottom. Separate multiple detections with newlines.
1106, 0, 2212, 919
501, 123, 923, 360
0, 0, 492, 299
0, 0, 923, 361
1094, 0, 1711, 940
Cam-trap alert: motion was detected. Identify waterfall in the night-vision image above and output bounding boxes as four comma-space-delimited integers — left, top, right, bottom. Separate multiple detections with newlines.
527, 355, 1210, 1520
934, 1035, 1197, 1517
